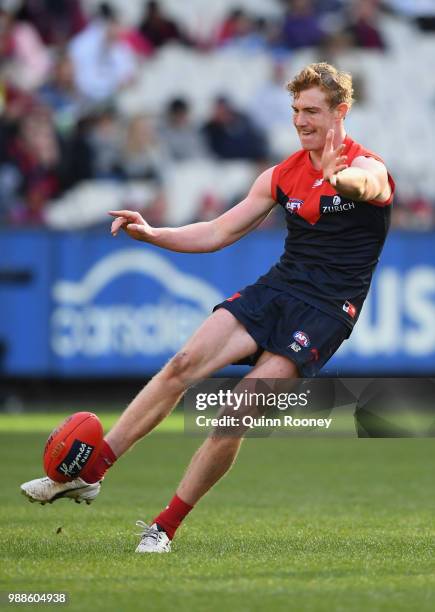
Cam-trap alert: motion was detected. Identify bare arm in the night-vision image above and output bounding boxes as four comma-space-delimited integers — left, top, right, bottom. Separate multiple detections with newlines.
333, 157, 391, 203
109, 167, 276, 253
322, 129, 392, 203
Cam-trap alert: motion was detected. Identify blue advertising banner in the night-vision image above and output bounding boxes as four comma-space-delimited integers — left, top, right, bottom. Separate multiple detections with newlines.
0, 229, 434, 376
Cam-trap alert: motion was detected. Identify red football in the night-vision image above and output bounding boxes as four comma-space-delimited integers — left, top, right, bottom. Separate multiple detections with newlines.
43, 412, 104, 483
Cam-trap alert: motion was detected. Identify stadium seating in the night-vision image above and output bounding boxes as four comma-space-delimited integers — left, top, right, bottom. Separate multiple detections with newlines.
45, 162, 256, 229
107, 8, 435, 226
3, 1, 434, 227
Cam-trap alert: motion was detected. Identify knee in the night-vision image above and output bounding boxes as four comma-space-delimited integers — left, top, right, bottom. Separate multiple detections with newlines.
161, 350, 199, 389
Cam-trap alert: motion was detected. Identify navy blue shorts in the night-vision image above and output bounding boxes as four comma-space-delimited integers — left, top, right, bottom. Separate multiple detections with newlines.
214, 283, 350, 376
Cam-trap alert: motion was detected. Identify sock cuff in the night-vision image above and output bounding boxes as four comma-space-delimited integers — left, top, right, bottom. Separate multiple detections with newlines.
152, 493, 194, 540
80, 439, 117, 483
172, 494, 193, 513
101, 439, 117, 465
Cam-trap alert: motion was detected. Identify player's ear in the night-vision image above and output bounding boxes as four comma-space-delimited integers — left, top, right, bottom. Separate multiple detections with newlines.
335, 102, 349, 121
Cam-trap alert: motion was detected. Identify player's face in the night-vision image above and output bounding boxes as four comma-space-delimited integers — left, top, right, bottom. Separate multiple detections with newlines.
292, 87, 338, 152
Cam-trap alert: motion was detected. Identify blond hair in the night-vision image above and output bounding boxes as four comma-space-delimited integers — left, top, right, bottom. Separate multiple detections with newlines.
287, 63, 354, 109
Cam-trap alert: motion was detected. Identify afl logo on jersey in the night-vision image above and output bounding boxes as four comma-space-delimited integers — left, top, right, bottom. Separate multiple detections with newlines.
293, 330, 311, 348
285, 198, 303, 214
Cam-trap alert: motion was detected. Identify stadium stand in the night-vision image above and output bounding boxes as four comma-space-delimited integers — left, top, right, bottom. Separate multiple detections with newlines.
0, 0, 434, 230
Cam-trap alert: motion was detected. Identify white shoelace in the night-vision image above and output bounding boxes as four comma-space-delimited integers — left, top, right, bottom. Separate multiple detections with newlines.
135, 521, 159, 542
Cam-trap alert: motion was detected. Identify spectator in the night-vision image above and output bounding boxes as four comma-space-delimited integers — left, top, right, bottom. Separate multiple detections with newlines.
37, 53, 85, 135
68, 3, 137, 102
280, 0, 325, 49
0, 5, 51, 91
0, 80, 34, 128
87, 107, 123, 179
318, 30, 355, 61
383, 1, 435, 30
392, 193, 435, 230
139, 1, 191, 50
3, 106, 63, 224
0, 84, 39, 220
415, 14, 435, 32
215, 8, 252, 45
61, 115, 94, 189
345, 0, 386, 50
59, 107, 123, 186
16, 0, 87, 46
215, 9, 271, 52
249, 62, 292, 131
315, 0, 346, 12
120, 114, 164, 183
202, 96, 269, 162
119, 26, 153, 58
159, 97, 206, 161
119, 114, 167, 227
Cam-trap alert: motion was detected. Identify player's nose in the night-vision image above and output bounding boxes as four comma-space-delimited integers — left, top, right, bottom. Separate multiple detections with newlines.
294, 113, 307, 127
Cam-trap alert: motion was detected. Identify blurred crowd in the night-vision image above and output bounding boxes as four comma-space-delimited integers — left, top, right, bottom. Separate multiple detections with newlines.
0, 0, 434, 230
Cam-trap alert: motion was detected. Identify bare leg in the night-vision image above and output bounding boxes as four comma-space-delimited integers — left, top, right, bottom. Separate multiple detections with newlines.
177, 352, 298, 505
105, 309, 258, 457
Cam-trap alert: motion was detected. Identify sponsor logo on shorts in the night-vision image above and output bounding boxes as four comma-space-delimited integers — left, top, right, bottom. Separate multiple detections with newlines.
285, 199, 303, 214
342, 300, 357, 318
289, 341, 301, 352
293, 330, 311, 348
56, 439, 95, 478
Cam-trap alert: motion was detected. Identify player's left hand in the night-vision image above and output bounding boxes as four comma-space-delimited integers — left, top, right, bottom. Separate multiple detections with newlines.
108, 209, 156, 242
321, 129, 348, 187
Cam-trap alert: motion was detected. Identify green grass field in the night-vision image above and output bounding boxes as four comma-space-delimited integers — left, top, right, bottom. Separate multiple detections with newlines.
1, 412, 435, 611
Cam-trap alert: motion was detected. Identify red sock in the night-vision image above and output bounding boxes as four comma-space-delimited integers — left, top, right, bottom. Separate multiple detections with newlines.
81, 439, 117, 483
153, 494, 193, 539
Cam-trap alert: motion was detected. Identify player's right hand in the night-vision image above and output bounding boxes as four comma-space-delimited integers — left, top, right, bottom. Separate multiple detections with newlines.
321, 129, 348, 186
108, 210, 156, 242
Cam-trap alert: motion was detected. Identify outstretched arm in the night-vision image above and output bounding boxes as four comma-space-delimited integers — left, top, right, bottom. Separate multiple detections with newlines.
322, 129, 392, 203
109, 167, 276, 253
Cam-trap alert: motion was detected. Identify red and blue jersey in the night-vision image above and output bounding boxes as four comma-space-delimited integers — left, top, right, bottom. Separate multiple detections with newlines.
258, 136, 395, 329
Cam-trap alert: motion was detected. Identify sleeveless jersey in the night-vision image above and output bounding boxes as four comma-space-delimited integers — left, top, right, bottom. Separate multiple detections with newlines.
258, 135, 395, 329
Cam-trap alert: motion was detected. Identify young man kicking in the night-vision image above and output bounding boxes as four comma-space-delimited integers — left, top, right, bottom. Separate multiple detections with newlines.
21, 63, 394, 553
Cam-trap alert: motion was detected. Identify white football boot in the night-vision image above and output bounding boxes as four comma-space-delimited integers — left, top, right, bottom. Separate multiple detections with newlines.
135, 521, 171, 553
20, 476, 101, 505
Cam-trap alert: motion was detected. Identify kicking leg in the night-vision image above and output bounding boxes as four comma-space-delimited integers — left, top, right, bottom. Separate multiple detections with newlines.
21, 309, 258, 504
176, 352, 298, 505
105, 308, 258, 456
139, 352, 298, 551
